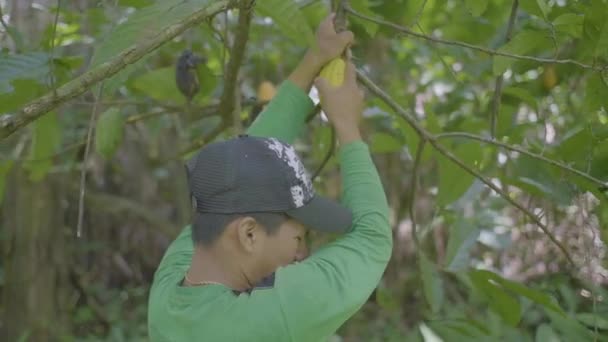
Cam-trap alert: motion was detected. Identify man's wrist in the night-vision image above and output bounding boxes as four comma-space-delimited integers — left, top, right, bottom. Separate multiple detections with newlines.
334, 124, 362, 145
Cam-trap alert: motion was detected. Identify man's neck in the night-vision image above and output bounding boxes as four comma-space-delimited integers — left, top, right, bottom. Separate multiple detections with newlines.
186, 246, 253, 292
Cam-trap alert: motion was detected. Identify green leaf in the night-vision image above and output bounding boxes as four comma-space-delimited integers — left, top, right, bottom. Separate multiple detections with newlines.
546, 310, 595, 341
118, 0, 153, 8
510, 155, 576, 205
0, 52, 50, 94
95, 108, 126, 159
0, 79, 43, 114
469, 270, 522, 326
584, 74, 608, 115
583, 0, 608, 59
445, 219, 480, 271
394, 115, 432, 162
493, 30, 549, 76
255, 0, 315, 46
419, 252, 444, 314
24, 112, 61, 182
465, 0, 488, 17
520, 0, 550, 20
0, 160, 14, 206
437, 142, 483, 206
535, 324, 561, 342
370, 132, 403, 153
91, 0, 215, 94
576, 313, 608, 330
502, 86, 539, 112
349, 0, 379, 37
131, 67, 183, 103
553, 13, 584, 38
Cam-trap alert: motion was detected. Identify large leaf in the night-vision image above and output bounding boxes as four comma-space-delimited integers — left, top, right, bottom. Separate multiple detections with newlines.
469, 270, 522, 326
0, 79, 44, 114
255, 0, 315, 46
493, 30, 550, 76
91, 0, 214, 94
349, 0, 379, 37
24, 112, 61, 182
520, 0, 550, 20
419, 252, 444, 314
131, 67, 183, 103
0, 52, 50, 94
535, 324, 560, 342
95, 107, 126, 159
445, 218, 480, 272
437, 142, 483, 206
576, 313, 608, 330
584, 74, 608, 115
465, 0, 488, 17
369, 132, 403, 153
582, 0, 608, 59
553, 13, 584, 38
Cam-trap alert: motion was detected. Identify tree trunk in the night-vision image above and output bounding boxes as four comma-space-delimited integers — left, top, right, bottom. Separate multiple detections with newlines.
2, 166, 69, 341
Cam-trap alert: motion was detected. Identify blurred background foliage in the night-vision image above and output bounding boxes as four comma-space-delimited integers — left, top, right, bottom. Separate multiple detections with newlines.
0, 0, 607, 341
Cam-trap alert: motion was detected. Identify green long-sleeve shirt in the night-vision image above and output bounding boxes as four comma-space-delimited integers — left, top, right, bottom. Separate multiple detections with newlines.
147, 80, 393, 342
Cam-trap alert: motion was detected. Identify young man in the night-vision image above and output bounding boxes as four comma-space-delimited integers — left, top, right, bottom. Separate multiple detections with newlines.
147, 15, 393, 342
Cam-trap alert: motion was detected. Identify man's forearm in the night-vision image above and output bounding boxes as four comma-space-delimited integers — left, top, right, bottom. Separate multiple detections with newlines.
287, 50, 324, 94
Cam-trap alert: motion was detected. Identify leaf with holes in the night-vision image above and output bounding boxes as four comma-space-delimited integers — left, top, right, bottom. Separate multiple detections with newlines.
95, 107, 125, 160
24, 112, 61, 182
255, 0, 314, 46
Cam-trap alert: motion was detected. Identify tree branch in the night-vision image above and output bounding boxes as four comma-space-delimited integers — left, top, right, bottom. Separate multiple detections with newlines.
355, 69, 576, 267
410, 139, 426, 248
490, 0, 519, 138
434, 132, 607, 189
218, 0, 254, 124
0, 0, 237, 141
345, 6, 607, 71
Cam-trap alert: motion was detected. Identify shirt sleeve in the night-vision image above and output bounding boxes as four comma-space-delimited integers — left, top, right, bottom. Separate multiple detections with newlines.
246, 80, 315, 144
274, 141, 393, 342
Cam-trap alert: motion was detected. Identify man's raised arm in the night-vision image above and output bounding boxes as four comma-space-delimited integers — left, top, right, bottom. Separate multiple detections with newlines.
247, 14, 353, 145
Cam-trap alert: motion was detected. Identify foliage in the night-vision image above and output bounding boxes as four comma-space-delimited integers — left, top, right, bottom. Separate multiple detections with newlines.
1, 0, 607, 340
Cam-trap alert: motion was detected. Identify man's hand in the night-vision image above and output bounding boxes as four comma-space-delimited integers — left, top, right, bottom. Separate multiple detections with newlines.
309, 13, 354, 68
315, 61, 363, 145
288, 14, 354, 92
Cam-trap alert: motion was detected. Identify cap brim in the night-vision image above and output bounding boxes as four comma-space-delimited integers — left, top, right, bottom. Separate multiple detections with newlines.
285, 196, 352, 234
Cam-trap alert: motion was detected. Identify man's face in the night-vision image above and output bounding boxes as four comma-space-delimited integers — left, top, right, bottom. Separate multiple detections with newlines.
255, 218, 309, 278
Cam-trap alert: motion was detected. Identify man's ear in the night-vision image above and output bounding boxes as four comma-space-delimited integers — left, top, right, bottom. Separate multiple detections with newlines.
235, 216, 262, 253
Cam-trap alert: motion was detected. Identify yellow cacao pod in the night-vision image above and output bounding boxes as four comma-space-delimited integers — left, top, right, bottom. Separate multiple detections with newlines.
257, 80, 276, 102
319, 58, 345, 87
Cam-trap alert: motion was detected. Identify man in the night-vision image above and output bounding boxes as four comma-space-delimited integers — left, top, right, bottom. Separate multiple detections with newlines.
148, 14, 393, 342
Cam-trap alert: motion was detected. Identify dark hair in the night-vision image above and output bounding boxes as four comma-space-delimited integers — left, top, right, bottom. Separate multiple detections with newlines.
192, 212, 288, 247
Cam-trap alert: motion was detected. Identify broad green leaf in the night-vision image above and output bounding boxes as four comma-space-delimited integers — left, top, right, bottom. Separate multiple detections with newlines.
131, 67, 183, 103
473, 269, 565, 315
255, 0, 315, 46
469, 270, 522, 326
584, 74, 608, 115
521, 0, 550, 19
0, 52, 50, 94
465, 0, 487, 17
510, 155, 576, 205
546, 310, 595, 341
437, 142, 483, 206
502, 86, 538, 112
0, 79, 43, 114
553, 13, 584, 38
445, 219, 480, 271
91, 0, 216, 94
349, 0, 379, 37
419, 252, 444, 314
95, 108, 125, 159
535, 324, 560, 342
0, 160, 14, 206
493, 30, 549, 76
24, 112, 61, 182
429, 319, 491, 340
576, 313, 608, 330
583, 0, 608, 59
370, 132, 403, 153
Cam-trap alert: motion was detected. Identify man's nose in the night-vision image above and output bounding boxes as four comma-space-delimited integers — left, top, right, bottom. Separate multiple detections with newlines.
295, 244, 309, 262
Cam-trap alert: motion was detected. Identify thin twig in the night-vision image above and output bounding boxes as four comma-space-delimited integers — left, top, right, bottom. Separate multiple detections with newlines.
77, 84, 104, 238
410, 139, 426, 248
49, 0, 62, 95
355, 68, 576, 267
410, 0, 428, 28
311, 126, 336, 182
345, 7, 607, 71
218, 0, 254, 124
434, 132, 607, 189
490, 0, 519, 138
416, 22, 459, 82
1, 0, 237, 140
